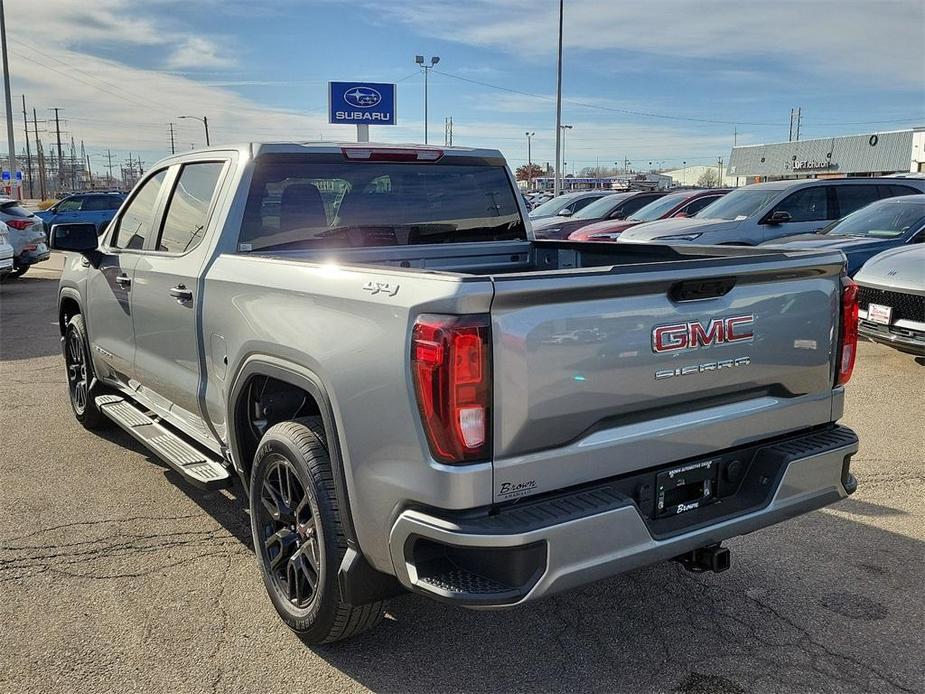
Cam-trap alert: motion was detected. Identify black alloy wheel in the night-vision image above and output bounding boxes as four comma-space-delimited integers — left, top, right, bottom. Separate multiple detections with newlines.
65, 322, 90, 415
256, 455, 323, 610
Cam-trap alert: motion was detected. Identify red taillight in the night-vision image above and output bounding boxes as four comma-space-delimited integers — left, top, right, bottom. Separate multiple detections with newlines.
411, 314, 491, 463
5, 219, 33, 230
342, 147, 444, 162
837, 277, 859, 386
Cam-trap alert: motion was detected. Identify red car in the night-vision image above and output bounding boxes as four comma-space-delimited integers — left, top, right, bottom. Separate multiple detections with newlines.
568, 188, 730, 241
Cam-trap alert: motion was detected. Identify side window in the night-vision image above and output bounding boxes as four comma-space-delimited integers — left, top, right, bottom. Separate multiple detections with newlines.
108, 196, 124, 210
835, 185, 879, 217
884, 184, 919, 199
682, 195, 721, 216
569, 197, 597, 214
81, 196, 111, 212
775, 186, 829, 222
156, 162, 225, 254
112, 171, 167, 250
56, 197, 82, 212
620, 195, 659, 216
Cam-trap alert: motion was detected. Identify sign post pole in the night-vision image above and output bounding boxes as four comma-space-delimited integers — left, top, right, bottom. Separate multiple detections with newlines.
357, 124, 369, 143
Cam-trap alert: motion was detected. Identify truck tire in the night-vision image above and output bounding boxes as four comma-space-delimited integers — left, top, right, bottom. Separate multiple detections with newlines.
64, 314, 110, 430
250, 416, 386, 643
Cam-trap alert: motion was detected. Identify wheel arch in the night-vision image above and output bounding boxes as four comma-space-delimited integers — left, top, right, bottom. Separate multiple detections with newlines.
58, 289, 83, 336
227, 355, 358, 547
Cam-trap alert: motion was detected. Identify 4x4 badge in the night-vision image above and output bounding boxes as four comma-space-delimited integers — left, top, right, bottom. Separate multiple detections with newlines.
362, 281, 399, 297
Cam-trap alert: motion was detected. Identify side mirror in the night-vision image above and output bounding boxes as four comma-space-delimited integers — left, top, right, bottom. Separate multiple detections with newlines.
49, 223, 99, 253
558, 208, 573, 217
766, 210, 792, 225
610, 210, 627, 220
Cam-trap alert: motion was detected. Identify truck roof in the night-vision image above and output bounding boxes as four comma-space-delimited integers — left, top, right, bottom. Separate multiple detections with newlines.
153, 141, 506, 167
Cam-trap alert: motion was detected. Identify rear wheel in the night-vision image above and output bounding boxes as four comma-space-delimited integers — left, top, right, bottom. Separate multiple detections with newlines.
9, 265, 28, 278
64, 314, 110, 430
250, 416, 386, 643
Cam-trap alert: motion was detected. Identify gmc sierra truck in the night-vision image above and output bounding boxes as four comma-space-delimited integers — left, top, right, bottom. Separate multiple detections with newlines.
50, 143, 860, 644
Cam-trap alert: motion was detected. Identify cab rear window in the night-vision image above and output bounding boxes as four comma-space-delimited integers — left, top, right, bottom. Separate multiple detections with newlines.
239, 154, 526, 251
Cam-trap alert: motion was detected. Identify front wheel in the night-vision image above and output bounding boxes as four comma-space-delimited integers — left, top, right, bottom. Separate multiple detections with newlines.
250, 416, 387, 643
9, 265, 28, 278
64, 314, 110, 430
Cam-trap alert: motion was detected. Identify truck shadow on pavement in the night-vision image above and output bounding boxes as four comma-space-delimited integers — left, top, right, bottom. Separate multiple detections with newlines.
142, 443, 921, 694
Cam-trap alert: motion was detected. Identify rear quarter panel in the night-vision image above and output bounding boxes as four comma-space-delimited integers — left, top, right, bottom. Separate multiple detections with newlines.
201, 254, 495, 573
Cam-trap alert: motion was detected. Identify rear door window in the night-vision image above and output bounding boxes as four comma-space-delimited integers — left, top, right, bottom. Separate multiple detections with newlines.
681, 195, 722, 216
81, 195, 113, 212
620, 194, 661, 217
775, 186, 829, 222
156, 162, 225, 254
834, 185, 879, 217
111, 171, 168, 250
881, 184, 920, 199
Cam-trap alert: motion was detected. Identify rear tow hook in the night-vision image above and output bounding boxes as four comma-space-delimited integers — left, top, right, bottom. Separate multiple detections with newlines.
674, 544, 731, 574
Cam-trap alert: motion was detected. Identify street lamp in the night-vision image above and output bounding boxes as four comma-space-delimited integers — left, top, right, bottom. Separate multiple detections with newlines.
525, 132, 535, 189
415, 55, 440, 144
560, 124, 572, 183
178, 115, 210, 146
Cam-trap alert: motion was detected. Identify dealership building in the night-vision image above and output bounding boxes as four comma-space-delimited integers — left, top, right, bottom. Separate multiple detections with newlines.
726, 127, 925, 184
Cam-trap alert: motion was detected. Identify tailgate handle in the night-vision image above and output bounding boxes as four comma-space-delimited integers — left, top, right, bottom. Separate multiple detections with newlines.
670, 277, 736, 302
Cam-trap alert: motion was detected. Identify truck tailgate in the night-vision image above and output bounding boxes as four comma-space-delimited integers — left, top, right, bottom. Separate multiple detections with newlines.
489, 251, 845, 501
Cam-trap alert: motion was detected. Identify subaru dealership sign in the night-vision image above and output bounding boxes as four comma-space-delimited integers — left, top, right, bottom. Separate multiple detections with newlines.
328, 82, 396, 125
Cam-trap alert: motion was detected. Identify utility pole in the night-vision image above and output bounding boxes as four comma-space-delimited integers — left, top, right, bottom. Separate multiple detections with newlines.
106, 149, 113, 186
553, 0, 564, 197
0, 0, 19, 198
33, 107, 45, 199
448, 116, 453, 146
169, 122, 176, 154
717, 157, 724, 186
85, 153, 93, 189
52, 107, 64, 188
525, 131, 535, 189
21, 94, 32, 197
795, 107, 802, 141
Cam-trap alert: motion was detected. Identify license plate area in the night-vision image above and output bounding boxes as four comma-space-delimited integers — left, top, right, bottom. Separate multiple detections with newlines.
656, 459, 717, 517
867, 303, 892, 325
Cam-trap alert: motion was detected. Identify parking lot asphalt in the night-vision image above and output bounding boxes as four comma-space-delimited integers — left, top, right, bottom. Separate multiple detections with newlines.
1, 254, 922, 694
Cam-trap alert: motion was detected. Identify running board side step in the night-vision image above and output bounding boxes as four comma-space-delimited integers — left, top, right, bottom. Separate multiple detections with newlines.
95, 395, 231, 490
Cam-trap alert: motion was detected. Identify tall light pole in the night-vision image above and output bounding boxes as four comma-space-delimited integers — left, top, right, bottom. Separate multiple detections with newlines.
0, 0, 19, 198
525, 131, 535, 189
560, 124, 572, 183
178, 115, 210, 146
553, 0, 564, 197
415, 55, 440, 144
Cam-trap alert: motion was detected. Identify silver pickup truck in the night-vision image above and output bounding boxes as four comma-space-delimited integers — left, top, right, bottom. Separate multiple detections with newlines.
50, 143, 860, 643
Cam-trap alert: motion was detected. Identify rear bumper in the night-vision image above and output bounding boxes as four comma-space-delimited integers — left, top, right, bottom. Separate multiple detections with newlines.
859, 321, 925, 356
15, 244, 50, 268
0, 255, 13, 274
388, 426, 858, 607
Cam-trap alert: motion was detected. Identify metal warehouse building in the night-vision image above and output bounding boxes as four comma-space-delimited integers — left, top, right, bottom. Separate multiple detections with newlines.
727, 127, 925, 184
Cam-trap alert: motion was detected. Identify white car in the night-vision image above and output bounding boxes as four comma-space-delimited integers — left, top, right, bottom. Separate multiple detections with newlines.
0, 221, 15, 278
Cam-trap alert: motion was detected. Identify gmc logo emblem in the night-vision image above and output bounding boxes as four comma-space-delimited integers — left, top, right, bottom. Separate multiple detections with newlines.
652, 315, 754, 353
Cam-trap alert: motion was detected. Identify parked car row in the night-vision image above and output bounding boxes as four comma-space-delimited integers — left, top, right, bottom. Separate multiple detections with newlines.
535, 178, 923, 361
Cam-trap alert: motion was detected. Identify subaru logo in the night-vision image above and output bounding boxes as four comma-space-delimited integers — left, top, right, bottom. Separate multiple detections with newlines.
344, 87, 382, 108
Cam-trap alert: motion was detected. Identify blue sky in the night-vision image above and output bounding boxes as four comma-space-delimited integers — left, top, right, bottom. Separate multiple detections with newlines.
5, 0, 924, 176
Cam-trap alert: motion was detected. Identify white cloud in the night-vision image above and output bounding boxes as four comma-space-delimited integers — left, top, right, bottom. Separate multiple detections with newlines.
375, 0, 925, 88
166, 37, 235, 70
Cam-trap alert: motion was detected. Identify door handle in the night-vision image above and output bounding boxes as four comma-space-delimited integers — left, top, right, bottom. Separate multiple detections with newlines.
114, 274, 131, 287
169, 284, 193, 302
